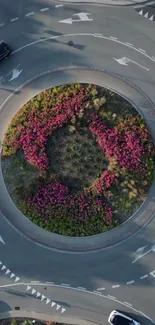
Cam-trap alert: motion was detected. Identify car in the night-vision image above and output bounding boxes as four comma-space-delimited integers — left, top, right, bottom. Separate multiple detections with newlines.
108, 310, 141, 325
0, 41, 11, 61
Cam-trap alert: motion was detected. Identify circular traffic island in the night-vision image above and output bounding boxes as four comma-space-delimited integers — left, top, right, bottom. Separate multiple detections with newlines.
1, 83, 155, 236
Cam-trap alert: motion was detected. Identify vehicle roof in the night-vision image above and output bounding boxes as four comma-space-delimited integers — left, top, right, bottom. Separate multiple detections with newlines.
113, 315, 133, 325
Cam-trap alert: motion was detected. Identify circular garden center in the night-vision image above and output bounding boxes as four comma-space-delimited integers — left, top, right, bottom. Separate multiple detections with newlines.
1, 83, 155, 236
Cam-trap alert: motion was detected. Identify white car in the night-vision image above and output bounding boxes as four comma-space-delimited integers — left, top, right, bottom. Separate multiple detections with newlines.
108, 310, 141, 325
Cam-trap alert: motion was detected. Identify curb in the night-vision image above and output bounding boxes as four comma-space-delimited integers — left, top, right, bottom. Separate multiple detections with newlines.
0, 311, 100, 325
0, 66, 155, 253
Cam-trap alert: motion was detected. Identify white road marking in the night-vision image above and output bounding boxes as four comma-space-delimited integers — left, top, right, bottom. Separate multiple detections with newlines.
132, 245, 155, 263
26, 285, 31, 291
61, 308, 66, 313
0, 281, 154, 324
10, 273, 15, 278
77, 286, 86, 290
5, 269, 10, 275
125, 42, 133, 46
56, 304, 61, 310
32, 289, 36, 294
108, 295, 116, 299
15, 276, 20, 282
94, 33, 103, 36
152, 56, 155, 60
1, 265, 6, 270
126, 280, 135, 285
144, 12, 149, 18
93, 290, 102, 294
150, 270, 155, 278
30, 281, 40, 284
0, 235, 5, 244
140, 274, 148, 279
46, 298, 51, 304
112, 284, 120, 288
10, 17, 19, 22
9, 68, 23, 82
40, 7, 49, 12
51, 302, 56, 307
59, 12, 93, 24
139, 48, 146, 53
114, 56, 149, 70
55, 4, 63, 7
138, 9, 143, 15
149, 15, 154, 21
124, 302, 132, 307
97, 287, 105, 291
46, 281, 54, 284
36, 292, 41, 297
110, 36, 117, 40
41, 295, 46, 301
10, 33, 155, 66
25, 12, 34, 17
61, 283, 70, 287
0, 23, 4, 27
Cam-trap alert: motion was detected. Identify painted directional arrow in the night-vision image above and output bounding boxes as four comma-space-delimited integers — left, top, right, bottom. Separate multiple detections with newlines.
59, 12, 93, 24
114, 56, 149, 71
9, 68, 23, 81
132, 244, 155, 263
0, 236, 5, 244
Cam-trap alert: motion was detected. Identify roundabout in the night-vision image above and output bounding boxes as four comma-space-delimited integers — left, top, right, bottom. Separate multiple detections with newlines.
0, 1, 155, 325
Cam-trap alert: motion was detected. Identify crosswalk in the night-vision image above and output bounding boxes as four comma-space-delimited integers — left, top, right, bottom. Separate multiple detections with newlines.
135, 5, 155, 22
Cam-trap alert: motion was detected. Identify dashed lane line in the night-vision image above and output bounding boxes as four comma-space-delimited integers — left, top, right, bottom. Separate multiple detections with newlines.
25, 12, 34, 17
126, 280, 135, 285
10, 17, 19, 22
40, 8, 50, 12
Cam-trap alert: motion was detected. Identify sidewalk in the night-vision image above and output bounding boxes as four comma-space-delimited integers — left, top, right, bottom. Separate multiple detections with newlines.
57, 0, 155, 6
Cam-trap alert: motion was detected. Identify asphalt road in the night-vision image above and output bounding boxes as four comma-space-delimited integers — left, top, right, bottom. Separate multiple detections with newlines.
0, 1, 155, 325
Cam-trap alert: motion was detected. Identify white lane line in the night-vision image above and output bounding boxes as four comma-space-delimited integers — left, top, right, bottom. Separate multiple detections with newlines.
112, 284, 120, 288
10, 33, 155, 64
61, 283, 70, 287
94, 33, 103, 36
77, 286, 86, 290
110, 36, 118, 40
55, 4, 63, 7
140, 274, 148, 279
40, 7, 49, 12
97, 287, 105, 291
139, 48, 146, 53
10, 17, 19, 22
25, 12, 34, 17
108, 295, 116, 299
124, 302, 132, 307
126, 280, 135, 285
125, 42, 133, 46
0, 23, 4, 27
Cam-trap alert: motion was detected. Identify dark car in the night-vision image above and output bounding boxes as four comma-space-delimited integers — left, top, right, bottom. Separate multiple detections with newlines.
0, 41, 11, 61
108, 310, 140, 325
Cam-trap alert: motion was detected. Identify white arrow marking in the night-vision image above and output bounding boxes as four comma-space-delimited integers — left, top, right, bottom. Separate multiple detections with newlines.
5, 269, 10, 275
1, 265, 6, 270
0, 236, 5, 244
9, 68, 23, 81
46, 298, 51, 304
132, 245, 155, 263
59, 12, 93, 24
56, 304, 61, 310
26, 285, 31, 291
10, 273, 15, 278
36, 292, 41, 298
41, 295, 46, 301
15, 276, 20, 282
114, 56, 149, 71
150, 270, 155, 278
51, 302, 56, 308
32, 289, 36, 294
61, 308, 66, 313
